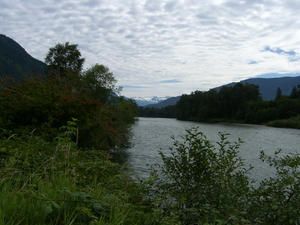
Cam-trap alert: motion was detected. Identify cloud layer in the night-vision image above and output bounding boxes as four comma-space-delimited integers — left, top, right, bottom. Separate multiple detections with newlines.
1, 0, 300, 97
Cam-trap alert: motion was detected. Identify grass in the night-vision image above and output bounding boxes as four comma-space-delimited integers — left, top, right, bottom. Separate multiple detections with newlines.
0, 124, 178, 225
267, 115, 300, 129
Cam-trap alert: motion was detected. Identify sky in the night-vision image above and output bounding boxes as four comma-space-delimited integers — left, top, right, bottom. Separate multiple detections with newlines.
1, 0, 300, 98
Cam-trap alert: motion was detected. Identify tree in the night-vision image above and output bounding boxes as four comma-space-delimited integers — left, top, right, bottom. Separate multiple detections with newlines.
80, 64, 121, 102
276, 87, 282, 100
0, 42, 138, 150
45, 42, 85, 78
290, 85, 300, 99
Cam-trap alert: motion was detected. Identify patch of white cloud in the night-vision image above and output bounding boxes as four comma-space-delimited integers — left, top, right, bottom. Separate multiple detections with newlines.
1, 0, 300, 97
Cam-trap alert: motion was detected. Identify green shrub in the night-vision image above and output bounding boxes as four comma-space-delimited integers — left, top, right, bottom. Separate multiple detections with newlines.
247, 150, 300, 224
145, 126, 252, 224
144, 126, 300, 224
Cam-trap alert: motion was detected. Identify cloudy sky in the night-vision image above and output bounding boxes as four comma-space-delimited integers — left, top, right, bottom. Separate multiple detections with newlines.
1, 0, 300, 97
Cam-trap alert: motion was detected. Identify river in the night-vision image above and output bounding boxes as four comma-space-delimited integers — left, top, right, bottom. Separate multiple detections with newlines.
113, 117, 300, 183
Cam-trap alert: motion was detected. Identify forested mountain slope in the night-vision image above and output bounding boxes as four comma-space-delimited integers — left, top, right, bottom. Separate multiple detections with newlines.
214, 76, 300, 101
0, 34, 46, 80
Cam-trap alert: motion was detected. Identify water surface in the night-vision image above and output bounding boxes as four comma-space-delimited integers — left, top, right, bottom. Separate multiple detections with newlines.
117, 117, 300, 182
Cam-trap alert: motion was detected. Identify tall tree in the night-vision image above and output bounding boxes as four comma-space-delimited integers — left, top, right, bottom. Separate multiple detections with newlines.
290, 85, 300, 99
276, 87, 282, 100
80, 64, 121, 102
45, 42, 85, 78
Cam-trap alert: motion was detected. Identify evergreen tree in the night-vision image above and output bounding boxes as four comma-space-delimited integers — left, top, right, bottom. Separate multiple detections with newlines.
290, 85, 300, 99
276, 87, 282, 100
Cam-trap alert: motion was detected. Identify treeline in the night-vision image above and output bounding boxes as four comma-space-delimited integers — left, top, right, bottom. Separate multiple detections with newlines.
177, 83, 260, 121
177, 82, 300, 124
139, 105, 176, 118
140, 82, 300, 128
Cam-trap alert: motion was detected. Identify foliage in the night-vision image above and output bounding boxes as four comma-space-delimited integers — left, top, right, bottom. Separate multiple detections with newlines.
267, 115, 300, 129
45, 42, 85, 78
290, 85, 300, 99
143, 126, 300, 224
276, 87, 282, 100
243, 97, 300, 125
80, 64, 121, 102
0, 42, 138, 150
146, 126, 252, 224
138, 105, 176, 118
176, 83, 261, 121
172, 82, 300, 128
247, 150, 300, 224
0, 121, 176, 225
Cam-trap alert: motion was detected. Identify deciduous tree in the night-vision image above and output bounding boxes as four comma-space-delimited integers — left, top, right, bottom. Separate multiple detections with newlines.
45, 42, 85, 78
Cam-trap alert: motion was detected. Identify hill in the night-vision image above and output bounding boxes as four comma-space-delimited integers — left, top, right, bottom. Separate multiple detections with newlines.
144, 96, 181, 108
214, 76, 300, 101
0, 34, 46, 81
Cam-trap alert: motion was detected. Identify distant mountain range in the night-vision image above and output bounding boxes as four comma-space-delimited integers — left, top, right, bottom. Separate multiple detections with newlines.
139, 76, 300, 108
0, 34, 46, 81
130, 96, 172, 106
141, 96, 181, 108
1, 34, 299, 109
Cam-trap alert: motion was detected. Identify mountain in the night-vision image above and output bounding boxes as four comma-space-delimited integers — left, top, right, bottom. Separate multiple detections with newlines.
144, 96, 181, 108
0, 34, 46, 81
130, 96, 172, 106
141, 76, 300, 109
214, 76, 300, 101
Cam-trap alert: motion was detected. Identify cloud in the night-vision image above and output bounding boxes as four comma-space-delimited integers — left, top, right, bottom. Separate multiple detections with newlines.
1, 0, 300, 97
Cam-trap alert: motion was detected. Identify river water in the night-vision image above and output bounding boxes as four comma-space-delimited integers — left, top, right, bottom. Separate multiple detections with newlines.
114, 117, 300, 183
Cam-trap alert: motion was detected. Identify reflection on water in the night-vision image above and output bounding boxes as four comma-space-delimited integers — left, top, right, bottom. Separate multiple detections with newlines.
115, 117, 300, 182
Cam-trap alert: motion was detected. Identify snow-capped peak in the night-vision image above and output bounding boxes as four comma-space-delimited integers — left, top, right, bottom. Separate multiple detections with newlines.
129, 96, 172, 106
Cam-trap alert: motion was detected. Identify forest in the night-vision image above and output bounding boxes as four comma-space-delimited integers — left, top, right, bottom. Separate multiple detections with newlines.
139, 82, 300, 129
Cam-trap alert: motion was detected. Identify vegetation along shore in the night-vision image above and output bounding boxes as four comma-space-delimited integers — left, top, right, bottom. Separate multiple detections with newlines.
139, 82, 300, 129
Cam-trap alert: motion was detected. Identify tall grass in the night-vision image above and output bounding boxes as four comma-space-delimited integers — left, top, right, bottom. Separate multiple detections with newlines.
0, 122, 171, 225
267, 115, 300, 129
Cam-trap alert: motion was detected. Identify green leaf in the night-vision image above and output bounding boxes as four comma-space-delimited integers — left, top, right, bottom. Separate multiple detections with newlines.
92, 203, 104, 214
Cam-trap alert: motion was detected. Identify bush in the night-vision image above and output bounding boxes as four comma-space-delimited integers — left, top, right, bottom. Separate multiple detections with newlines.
146, 127, 252, 224
0, 121, 162, 225
145, 126, 300, 224
0, 75, 136, 150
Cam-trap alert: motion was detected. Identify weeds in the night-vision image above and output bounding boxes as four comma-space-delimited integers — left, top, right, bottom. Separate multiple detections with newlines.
0, 120, 167, 225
